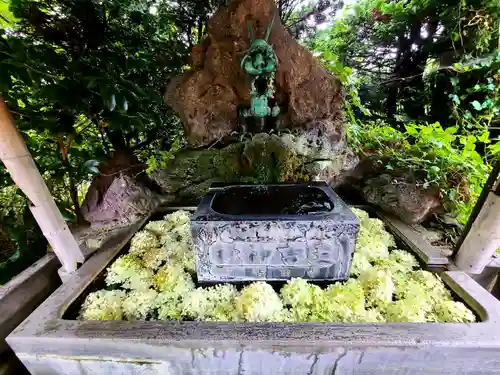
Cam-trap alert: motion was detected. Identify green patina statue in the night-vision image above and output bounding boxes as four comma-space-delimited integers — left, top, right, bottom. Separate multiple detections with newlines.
240, 12, 280, 126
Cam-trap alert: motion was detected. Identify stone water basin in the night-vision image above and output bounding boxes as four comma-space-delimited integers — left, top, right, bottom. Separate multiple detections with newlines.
6, 206, 500, 375
192, 182, 359, 282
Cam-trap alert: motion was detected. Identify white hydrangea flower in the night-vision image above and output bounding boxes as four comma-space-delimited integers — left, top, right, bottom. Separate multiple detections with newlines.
92, 208, 476, 325
324, 279, 366, 320
350, 252, 372, 276
280, 278, 324, 321
373, 250, 418, 275
359, 266, 395, 307
362, 308, 386, 322
153, 265, 195, 294
79, 290, 126, 321
351, 208, 370, 223
129, 230, 160, 256
105, 254, 153, 291
144, 220, 170, 237
393, 272, 428, 301
235, 282, 286, 322
181, 285, 239, 321
389, 250, 418, 271
205, 284, 239, 321
165, 210, 191, 227
382, 298, 428, 322
356, 223, 392, 260
430, 300, 476, 323
139, 211, 195, 272
409, 270, 451, 301
352, 209, 395, 262
141, 246, 169, 270
156, 291, 183, 320
181, 288, 213, 320
122, 289, 159, 320
161, 233, 195, 272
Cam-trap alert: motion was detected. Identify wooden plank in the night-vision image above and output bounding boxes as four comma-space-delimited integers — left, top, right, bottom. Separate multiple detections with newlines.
376, 211, 449, 266
0, 254, 60, 355
455, 192, 500, 274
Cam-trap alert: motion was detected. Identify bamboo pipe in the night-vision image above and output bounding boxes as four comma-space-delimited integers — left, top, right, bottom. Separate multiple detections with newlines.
0, 98, 84, 273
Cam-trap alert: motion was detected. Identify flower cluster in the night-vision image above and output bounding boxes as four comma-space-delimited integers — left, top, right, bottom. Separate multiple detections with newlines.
105, 254, 153, 291
79, 209, 476, 324
80, 290, 127, 321
182, 284, 238, 321
235, 282, 287, 322
350, 208, 396, 276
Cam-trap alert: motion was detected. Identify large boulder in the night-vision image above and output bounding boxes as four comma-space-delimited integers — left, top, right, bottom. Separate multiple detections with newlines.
81, 151, 159, 228
338, 157, 443, 224
151, 132, 357, 206
165, 0, 344, 147
362, 174, 442, 225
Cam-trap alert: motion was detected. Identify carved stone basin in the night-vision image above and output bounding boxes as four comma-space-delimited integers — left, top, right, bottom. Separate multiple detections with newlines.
191, 182, 359, 282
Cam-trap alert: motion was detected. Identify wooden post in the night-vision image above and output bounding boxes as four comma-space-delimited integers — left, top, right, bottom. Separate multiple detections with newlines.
0, 99, 84, 273
455, 184, 500, 274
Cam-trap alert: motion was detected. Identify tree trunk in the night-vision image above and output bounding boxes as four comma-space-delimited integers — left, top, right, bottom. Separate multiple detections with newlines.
68, 172, 85, 225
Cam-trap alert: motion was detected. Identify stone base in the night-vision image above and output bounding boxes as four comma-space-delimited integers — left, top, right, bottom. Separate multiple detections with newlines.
6, 209, 500, 375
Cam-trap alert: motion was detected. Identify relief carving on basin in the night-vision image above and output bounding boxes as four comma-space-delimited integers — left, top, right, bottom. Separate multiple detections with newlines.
191, 182, 359, 282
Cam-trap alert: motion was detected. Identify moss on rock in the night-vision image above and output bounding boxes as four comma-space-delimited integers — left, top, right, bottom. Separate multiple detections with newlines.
153, 132, 356, 205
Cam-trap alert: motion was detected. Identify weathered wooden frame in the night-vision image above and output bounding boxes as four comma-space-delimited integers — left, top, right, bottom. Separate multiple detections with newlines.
0, 254, 61, 375
0, 254, 60, 355
7, 212, 500, 375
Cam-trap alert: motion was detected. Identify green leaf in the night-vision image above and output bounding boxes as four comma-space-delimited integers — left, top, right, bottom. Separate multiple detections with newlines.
471, 101, 482, 111
445, 127, 457, 135
482, 98, 493, 108
449, 94, 460, 105
61, 209, 76, 222
109, 94, 117, 111
7, 250, 21, 262
478, 131, 490, 143
81, 159, 100, 175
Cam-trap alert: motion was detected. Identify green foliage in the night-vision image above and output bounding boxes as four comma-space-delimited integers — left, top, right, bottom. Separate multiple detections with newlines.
0, 185, 46, 284
435, 50, 500, 137
2, 0, 187, 145
312, 46, 371, 123
309, 0, 500, 224
315, 0, 500, 124
140, 128, 187, 175
0, 0, 189, 282
0, 0, 16, 27
0, 0, 182, 229
348, 121, 491, 223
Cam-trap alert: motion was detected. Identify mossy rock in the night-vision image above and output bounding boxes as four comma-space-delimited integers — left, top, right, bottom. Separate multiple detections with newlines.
241, 133, 299, 183
153, 133, 355, 205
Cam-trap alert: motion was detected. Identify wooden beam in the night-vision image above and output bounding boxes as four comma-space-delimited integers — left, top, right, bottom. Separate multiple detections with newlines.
455, 189, 500, 274
0, 98, 84, 273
